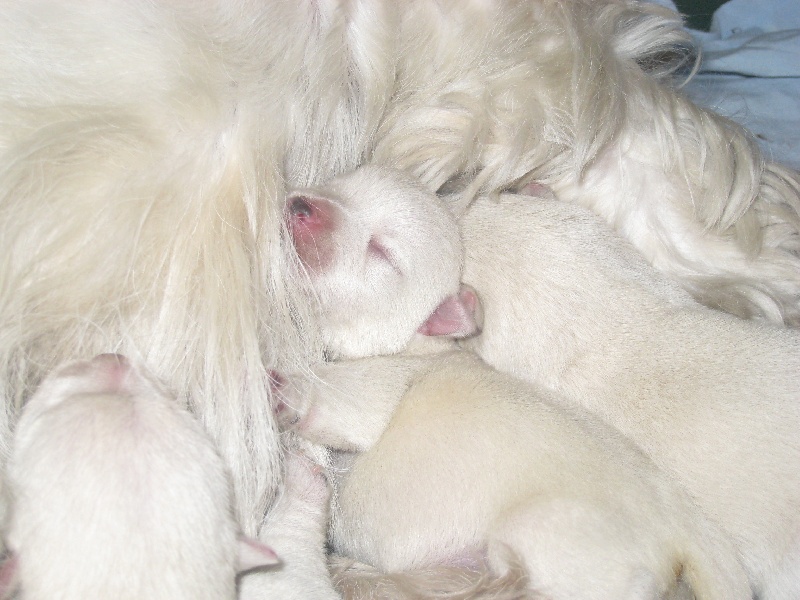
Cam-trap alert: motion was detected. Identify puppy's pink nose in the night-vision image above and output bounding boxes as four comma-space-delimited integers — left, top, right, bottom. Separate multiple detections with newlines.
89, 353, 133, 390
285, 193, 336, 270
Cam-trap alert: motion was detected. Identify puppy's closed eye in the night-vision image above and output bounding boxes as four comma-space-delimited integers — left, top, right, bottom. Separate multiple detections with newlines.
367, 236, 400, 275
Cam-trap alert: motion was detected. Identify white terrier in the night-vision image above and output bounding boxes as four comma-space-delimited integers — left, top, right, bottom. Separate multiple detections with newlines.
2, 354, 277, 600
279, 344, 751, 600
460, 191, 800, 599
0, 2, 798, 597
285, 166, 467, 360
376, 0, 800, 325
241, 164, 471, 600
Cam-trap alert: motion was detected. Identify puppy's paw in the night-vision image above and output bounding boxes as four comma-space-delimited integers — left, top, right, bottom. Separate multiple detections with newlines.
270, 363, 351, 432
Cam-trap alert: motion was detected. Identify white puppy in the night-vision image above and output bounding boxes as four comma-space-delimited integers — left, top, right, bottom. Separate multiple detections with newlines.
284, 165, 467, 360
460, 192, 800, 599
275, 168, 750, 599
279, 345, 751, 600
0, 2, 799, 596
2, 354, 277, 600
233, 164, 471, 600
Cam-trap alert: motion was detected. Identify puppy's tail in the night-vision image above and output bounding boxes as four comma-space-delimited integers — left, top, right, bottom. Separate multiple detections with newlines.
329, 554, 538, 600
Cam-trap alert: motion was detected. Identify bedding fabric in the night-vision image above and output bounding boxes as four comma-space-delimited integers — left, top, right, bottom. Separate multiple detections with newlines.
675, 0, 800, 169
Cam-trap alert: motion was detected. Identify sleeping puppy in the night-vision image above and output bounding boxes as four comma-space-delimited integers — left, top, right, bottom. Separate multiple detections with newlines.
0, 163, 465, 600
285, 165, 471, 360
1, 354, 277, 600
459, 191, 800, 600
278, 342, 751, 600
1, 4, 799, 581
277, 166, 750, 599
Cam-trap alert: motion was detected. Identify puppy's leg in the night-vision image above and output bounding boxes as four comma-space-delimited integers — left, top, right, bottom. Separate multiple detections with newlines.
276, 354, 436, 452
239, 440, 339, 600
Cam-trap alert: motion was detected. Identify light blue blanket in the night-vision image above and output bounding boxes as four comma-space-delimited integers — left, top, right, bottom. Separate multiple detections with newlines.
659, 0, 800, 169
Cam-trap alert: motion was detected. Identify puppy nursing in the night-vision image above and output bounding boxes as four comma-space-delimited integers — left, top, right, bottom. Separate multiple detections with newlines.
3, 354, 276, 600
283, 348, 750, 600
280, 167, 751, 599
1, 6, 800, 581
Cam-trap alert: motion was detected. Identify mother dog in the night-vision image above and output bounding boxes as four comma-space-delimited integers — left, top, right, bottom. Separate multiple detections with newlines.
0, 1, 798, 593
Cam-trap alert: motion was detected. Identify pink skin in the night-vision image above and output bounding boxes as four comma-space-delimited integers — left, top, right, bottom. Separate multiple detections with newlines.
417, 286, 482, 338
236, 538, 279, 573
268, 370, 296, 424
286, 194, 338, 271
52, 353, 132, 393
518, 181, 555, 199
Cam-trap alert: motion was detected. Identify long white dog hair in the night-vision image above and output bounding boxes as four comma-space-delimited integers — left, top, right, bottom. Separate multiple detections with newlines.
0, 0, 798, 542
0, 0, 397, 535
376, 0, 800, 325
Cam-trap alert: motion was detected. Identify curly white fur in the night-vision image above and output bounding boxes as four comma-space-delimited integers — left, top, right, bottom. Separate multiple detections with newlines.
373, 0, 800, 322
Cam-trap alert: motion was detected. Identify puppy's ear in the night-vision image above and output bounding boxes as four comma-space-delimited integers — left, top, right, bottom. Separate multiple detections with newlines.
518, 181, 556, 200
236, 536, 279, 574
418, 285, 483, 338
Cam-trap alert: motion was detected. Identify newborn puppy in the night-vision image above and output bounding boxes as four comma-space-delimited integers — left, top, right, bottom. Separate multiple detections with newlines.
2, 354, 277, 600
277, 166, 750, 599
460, 192, 800, 600
286, 165, 472, 359
279, 341, 750, 600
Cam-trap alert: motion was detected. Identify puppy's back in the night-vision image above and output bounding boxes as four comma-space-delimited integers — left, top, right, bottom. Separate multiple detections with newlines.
330, 351, 750, 600
461, 193, 800, 594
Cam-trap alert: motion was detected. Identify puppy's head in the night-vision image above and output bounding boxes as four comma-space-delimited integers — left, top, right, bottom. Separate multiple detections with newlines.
6, 354, 278, 598
13, 354, 157, 434
286, 166, 466, 359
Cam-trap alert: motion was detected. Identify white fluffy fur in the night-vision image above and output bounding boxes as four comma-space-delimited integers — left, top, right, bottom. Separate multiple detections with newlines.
1, 0, 799, 595
375, 0, 800, 323
0, 0, 396, 537
286, 166, 463, 359
460, 193, 800, 599
3, 354, 277, 599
